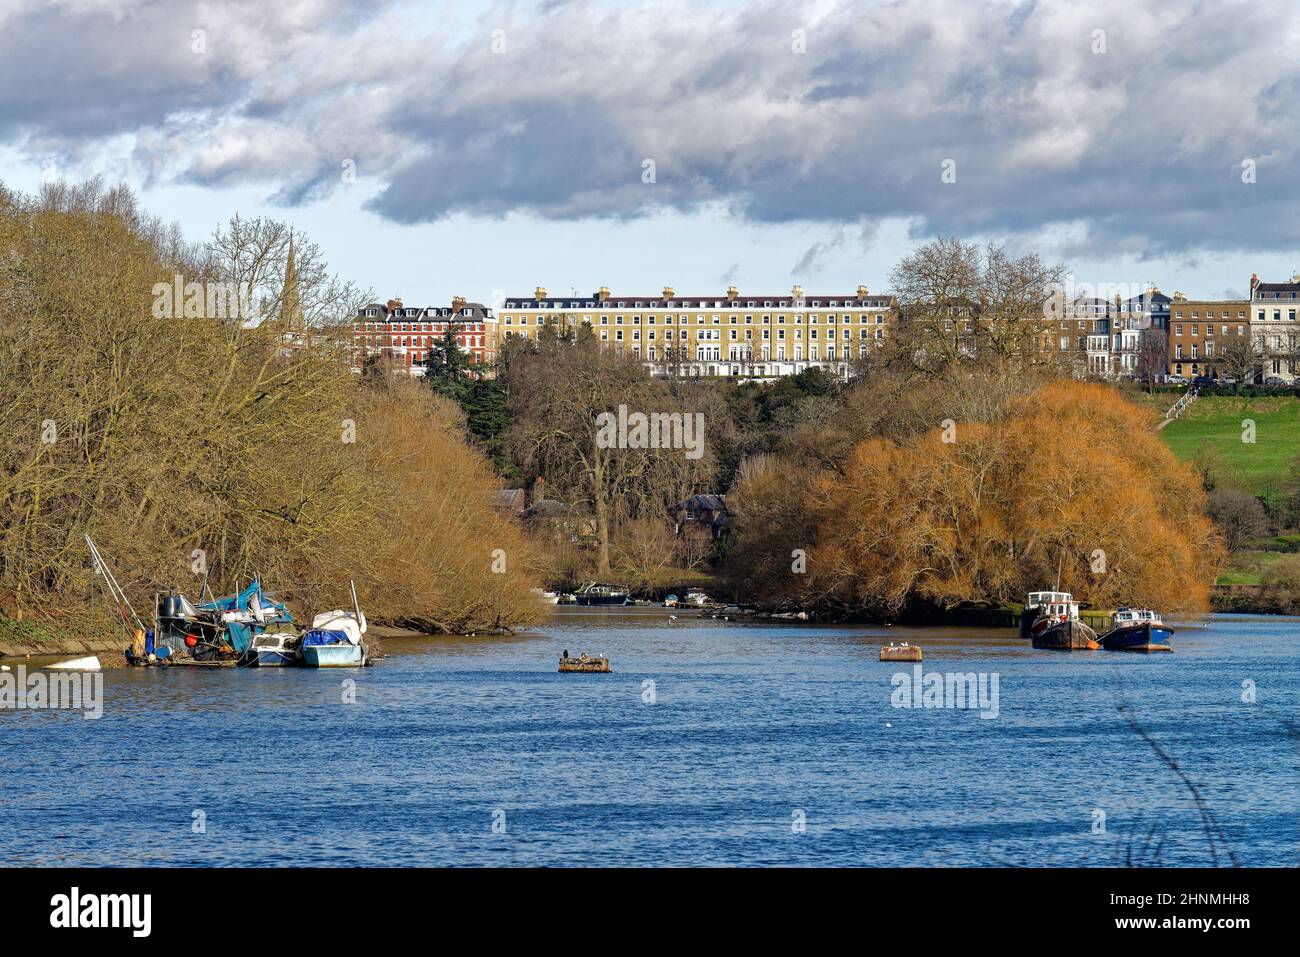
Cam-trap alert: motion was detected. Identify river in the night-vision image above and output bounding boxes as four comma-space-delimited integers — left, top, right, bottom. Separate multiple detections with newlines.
1, 609, 1296, 866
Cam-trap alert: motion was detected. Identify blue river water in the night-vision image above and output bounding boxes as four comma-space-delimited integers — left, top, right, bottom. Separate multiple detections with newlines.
1, 609, 1296, 866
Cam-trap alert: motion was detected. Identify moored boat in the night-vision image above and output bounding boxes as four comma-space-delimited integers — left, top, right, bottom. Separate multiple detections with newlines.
299, 602, 367, 668
558, 652, 611, 673
1019, 591, 1072, 639
880, 642, 922, 662
683, 588, 711, 607
241, 630, 302, 667
45, 656, 102, 671
1025, 592, 1099, 650
1100, 607, 1174, 652
573, 581, 631, 606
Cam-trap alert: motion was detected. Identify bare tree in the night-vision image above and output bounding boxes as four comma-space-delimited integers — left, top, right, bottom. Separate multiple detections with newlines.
888, 238, 1068, 372
1216, 331, 1257, 383
507, 342, 711, 575
206, 215, 372, 328
1136, 328, 1169, 391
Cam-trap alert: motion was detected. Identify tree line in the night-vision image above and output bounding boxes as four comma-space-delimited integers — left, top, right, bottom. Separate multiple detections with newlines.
0, 180, 544, 634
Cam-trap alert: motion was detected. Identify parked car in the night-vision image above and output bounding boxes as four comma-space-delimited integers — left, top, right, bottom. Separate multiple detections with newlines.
1165, 375, 1187, 385
1192, 375, 1217, 388
1264, 375, 1287, 386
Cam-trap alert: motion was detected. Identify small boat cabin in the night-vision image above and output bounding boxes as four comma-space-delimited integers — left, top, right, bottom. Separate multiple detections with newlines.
1026, 592, 1081, 622
1025, 591, 1073, 610
1111, 607, 1164, 627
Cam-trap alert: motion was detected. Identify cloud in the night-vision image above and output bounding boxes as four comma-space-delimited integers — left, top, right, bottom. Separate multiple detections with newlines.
792, 229, 846, 276
3, 0, 1300, 255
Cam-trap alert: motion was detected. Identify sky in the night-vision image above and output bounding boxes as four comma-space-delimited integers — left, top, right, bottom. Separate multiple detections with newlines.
3, 0, 1300, 307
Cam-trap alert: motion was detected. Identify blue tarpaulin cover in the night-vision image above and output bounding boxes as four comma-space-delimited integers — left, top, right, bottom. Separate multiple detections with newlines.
198, 579, 293, 652
301, 629, 351, 647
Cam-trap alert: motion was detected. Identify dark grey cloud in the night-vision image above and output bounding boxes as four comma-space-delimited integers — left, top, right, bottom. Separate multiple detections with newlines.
3, 0, 1300, 256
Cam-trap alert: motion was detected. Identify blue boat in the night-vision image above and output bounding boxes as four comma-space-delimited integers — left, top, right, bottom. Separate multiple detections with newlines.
1100, 607, 1174, 652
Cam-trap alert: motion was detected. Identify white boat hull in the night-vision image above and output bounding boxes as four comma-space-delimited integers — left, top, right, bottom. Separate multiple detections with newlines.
300, 643, 365, 667
46, 656, 101, 671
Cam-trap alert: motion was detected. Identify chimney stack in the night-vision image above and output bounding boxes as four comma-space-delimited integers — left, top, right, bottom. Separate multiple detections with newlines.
534, 286, 547, 301
726, 285, 739, 302
792, 284, 804, 301
451, 295, 467, 312
386, 297, 403, 314
597, 286, 610, 302
857, 284, 869, 298
524, 475, 546, 508
662, 285, 674, 300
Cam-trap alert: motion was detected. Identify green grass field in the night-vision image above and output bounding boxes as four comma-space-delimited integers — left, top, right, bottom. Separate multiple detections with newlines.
1157, 396, 1300, 493
1216, 550, 1291, 585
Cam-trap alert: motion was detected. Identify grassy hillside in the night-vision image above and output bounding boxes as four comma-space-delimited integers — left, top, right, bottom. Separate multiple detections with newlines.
1156, 396, 1300, 493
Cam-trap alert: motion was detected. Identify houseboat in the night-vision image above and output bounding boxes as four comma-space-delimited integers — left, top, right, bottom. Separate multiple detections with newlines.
1018, 591, 1072, 639
1100, 607, 1174, 652
1023, 591, 1099, 650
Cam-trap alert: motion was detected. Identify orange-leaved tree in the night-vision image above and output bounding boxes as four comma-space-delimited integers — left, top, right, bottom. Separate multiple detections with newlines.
800, 381, 1222, 615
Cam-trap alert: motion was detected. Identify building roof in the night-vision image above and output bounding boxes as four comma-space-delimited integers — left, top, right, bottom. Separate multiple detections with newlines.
521, 498, 586, 520
356, 302, 495, 321
1252, 281, 1300, 300
673, 493, 728, 512
494, 489, 525, 511
503, 294, 895, 309
1122, 291, 1172, 309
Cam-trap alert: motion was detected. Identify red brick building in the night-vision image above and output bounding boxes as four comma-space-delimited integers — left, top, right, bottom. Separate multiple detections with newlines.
351, 297, 498, 374
1167, 298, 1249, 379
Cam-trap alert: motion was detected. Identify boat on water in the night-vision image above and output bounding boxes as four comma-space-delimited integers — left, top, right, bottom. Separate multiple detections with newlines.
573, 581, 631, 606
1022, 591, 1099, 650
86, 536, 371, 670
299, 585, 368, 668
558, 651, 611, 673
242, 629, 302, 667
1018, 591, 1072, 639
1100, 607, 1174, 652
880, 642, 922, 662
46, 656, 102, 671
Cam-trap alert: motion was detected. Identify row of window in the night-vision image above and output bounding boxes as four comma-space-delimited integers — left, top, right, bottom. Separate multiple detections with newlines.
358, 336, 485, 348
362, 308, 482, 319
501, 313, 889, 326
508, 299, 887, 309
1173, 324, 1247, 337
356, 322, 485, 332
505, 327, 888, 343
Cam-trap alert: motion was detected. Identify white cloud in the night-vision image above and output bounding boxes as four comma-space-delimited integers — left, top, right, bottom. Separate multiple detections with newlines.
1, 0, 1299, 254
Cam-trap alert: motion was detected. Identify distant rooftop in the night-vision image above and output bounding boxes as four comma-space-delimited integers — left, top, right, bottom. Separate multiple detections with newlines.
503, 290, 895, 309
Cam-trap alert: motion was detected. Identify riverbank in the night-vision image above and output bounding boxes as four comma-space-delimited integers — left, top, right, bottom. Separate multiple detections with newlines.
0, 614, 126, 665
